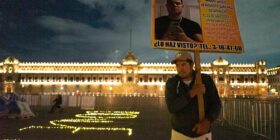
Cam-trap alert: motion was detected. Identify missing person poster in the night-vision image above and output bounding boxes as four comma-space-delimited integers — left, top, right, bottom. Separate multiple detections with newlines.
152, 0, 244, 53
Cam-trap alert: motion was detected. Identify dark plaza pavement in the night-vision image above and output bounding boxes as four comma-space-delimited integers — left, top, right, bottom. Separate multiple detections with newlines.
0, 106, 267, 140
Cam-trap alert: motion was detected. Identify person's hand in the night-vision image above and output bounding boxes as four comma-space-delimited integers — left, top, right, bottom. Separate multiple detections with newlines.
162, 24, 184, 40
162, 30, 173, 40
163, 25, 196, 42
174, 26, 195, 42
192, 118, 210, 135
189, 83, 205, 98
162, 27, 177, 40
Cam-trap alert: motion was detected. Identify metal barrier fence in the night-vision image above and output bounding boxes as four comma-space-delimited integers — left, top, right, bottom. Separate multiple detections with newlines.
220, 97, 280, 140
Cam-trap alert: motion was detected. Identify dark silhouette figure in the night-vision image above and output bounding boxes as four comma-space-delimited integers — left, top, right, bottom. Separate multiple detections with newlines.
49, 94, 63, 113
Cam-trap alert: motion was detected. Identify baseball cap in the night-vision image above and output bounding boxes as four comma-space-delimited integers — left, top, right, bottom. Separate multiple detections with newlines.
171, 51, 193, 64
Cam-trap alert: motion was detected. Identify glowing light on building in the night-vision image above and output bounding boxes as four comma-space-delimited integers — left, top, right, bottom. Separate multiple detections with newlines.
19, 110, 139, 136
122, 51, 138, 66
140, 63, 172, 67
138, 70, 176, 74
17, 70, 122, 74
4, 57, 20, 64
1, 55, 269, 96
230, 83, 268, 86
230, 64, 255, 67
201, 71, 213, 74
213, 57, 229, 65
127, 69, 133, 74
138, 82, 165, 86
201, 63, 211, 67
20, 81, 122, 85
228, 72, 257, 75
19, 62, 121, 66
122, 61, 138, 65
214, 71, 217, 75
160, 86, 163, 91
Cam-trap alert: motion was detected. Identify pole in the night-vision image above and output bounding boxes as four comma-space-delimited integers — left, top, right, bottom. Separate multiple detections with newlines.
194, 49, 205, 121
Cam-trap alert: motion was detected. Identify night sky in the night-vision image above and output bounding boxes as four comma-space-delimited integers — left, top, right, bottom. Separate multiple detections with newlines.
0, 0, 279, 67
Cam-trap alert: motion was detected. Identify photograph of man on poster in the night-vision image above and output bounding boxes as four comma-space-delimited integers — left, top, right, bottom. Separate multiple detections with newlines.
155, 0, 203, 42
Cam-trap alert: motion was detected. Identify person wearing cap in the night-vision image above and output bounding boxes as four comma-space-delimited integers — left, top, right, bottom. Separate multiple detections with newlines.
165, 51, 221, 140
155, 0, 203, 42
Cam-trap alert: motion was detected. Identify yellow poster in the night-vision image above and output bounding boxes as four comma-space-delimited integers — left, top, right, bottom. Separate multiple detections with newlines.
152, 0, 244, 53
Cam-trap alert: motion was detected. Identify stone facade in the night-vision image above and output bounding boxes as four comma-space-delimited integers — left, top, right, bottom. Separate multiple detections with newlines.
268, 66, 280, 95
0, 52, 268, 96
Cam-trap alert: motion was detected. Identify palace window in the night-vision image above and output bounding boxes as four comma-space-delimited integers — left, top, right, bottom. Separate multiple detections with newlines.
154, 78, 157, 82
219, 68, 223, 74
127, 77, 133, 82
218, 77, 224, 82
8, 67, 13, 73
262, 78, 265, 83
237, 78, 240, 82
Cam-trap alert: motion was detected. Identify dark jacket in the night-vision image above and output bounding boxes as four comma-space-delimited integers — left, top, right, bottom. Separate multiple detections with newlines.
165, 71, 221, 138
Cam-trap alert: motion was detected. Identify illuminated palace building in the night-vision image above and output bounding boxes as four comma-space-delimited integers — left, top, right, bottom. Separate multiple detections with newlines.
268, 66, 280, 94
0, 51, 268, 96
